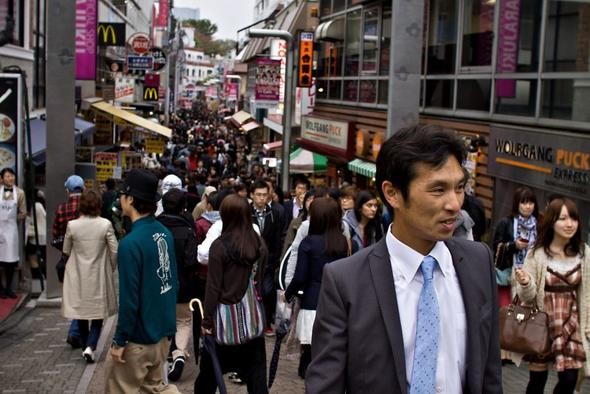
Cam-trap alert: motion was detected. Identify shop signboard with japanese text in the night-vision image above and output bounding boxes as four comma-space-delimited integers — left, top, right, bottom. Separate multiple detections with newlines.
488, 125, 590, 202
75, 0, 97, 80
94, 152, 118, 182
255, 58, 281, 108
0, 74, 22, 181
127, 56, 154, 70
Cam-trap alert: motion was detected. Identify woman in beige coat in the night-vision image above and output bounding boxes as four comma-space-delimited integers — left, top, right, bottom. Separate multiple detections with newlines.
515, 197, 590, 393
62, 190, 118, 363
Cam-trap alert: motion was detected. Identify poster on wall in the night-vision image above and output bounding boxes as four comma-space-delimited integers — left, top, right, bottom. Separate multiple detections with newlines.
94, 152, 118, 182
0, 74, 22, 182
75, 0, 98, 80
255, 58, 281, 108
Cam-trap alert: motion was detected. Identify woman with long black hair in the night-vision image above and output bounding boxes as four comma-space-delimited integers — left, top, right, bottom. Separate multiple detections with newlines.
515, 198, 590, 393
342, 190, 384, 254
195, 194, 269, 394
285, 197, 349, 378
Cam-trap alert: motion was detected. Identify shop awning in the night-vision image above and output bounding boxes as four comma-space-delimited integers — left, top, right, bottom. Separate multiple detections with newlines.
231, 110, 253, 125
348, 158, 376, 178
91, 101, 172, 139
263, 140, 283, 152
241, 121, 261, 132
289, 148, 328, 174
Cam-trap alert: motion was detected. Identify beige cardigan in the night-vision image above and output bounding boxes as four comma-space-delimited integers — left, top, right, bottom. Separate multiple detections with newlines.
61, 216, 118, 320
516, 244, 590, 376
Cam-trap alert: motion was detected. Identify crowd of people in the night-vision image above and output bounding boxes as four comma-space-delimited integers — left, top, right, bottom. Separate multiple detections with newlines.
1, 105, 589, 393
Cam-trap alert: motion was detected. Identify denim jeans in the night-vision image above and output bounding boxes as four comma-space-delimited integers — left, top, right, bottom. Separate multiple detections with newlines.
68, 319, 80, 338
77, 319, 103, 350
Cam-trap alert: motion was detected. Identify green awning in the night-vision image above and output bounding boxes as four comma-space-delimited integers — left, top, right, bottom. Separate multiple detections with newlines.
290, 148, 328, 173
348, 158, 376, 178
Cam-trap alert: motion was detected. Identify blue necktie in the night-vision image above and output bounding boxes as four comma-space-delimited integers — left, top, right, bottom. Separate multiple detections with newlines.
410, 255, 440, 394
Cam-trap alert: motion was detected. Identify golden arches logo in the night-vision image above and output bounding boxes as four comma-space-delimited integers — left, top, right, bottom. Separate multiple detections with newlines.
144, 87, 159, 101
98, 24, 117, 45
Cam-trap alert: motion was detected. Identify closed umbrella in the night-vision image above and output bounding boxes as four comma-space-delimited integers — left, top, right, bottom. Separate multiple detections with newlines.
190, 299, 227, 394
268, 318, 290, 389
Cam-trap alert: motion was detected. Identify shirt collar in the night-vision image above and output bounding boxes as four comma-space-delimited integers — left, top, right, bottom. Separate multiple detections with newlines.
385, 225, 453, 285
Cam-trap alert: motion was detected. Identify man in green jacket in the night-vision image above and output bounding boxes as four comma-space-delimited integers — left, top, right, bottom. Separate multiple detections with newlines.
105, 169, 180, 393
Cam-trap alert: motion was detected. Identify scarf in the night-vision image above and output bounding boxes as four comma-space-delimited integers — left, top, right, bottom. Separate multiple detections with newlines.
515, 214, 537, 267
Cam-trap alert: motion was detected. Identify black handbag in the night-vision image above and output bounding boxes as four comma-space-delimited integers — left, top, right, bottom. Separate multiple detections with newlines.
55, 254, 68, 283
495, 242, 513, 270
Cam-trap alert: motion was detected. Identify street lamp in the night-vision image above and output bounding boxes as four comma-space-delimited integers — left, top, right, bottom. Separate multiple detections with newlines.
247, 28, 294, 195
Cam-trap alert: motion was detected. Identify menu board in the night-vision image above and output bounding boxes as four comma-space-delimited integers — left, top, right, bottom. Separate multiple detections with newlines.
145, 136, 165, 154
122, 151, 142, 169
95, 152, 118, 182
0, 74, 21, 178
94, 112, 113, 145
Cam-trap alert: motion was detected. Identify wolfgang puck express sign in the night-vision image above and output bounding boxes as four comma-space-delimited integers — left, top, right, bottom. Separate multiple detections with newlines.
488, 125, 590, 201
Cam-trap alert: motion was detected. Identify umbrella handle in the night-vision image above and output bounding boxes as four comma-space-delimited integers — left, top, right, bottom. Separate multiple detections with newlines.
189, 298, 204, 318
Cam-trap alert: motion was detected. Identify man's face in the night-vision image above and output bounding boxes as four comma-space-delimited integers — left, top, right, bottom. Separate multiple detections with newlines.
2, 172, 15, 187
251, 187, 269, 210
383, 156, 465, 255
295, 183, 308, 199
120, 194, 133, 217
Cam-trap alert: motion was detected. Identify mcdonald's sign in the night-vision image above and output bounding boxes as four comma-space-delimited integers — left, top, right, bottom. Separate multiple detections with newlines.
97, 23, 125, 47
144, 87, 159, 101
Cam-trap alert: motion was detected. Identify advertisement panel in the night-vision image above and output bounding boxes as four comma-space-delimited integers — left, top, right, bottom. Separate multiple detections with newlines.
145, 137, 166, 154
270, 39, 287, 107
127, 56, 154, 70
300, 115, 354, 160
255, 58, 281, 108
75, 0, 98, 80
0, 74, 22, 180
97, 23, 125, 47
115, 77, 135, 103
94, 152, 118, 182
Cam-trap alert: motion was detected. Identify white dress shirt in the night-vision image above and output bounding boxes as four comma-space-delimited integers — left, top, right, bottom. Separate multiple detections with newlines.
386, 229, 467, 393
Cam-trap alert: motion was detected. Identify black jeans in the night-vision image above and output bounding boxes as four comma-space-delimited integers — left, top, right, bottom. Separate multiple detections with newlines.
194, 336, 268, 394
526, 369, 579, 394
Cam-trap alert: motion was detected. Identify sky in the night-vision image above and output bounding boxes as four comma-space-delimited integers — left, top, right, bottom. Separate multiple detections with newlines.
173, 0, 256, 40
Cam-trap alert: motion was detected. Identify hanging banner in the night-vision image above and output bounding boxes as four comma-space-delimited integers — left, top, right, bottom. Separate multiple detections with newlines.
496, 0, 521, 97
115, 77, 135, 103
75, 0, 98, 80
94, 152, 118, 182
255, 58, 281, 108
224, 83, 238, 101
270, 39, 287, 107
0, 74, 21, 179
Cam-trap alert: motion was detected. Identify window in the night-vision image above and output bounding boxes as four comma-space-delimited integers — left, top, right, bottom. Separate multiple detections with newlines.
320, 0, 331, 16
425, 79, 454, 108
192, 69, 195, 77
427, 0, 457, 74
344, 10, 361, 76
362, 8, 379, 74
380, 9, 391, 75
461, 0, 494, 68
544, 1, 590, 72
0, 0, 25, 47
333, 0, 346, 13
495, 80, 537, 116
457, 79, 491, 111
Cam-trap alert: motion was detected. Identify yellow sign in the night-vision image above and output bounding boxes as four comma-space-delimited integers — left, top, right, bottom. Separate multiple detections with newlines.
98, 24, 117, 45
94, 152, 118, 182
94, 112, 113, 145
145, 137, 165, 154
144, 87, 159, 101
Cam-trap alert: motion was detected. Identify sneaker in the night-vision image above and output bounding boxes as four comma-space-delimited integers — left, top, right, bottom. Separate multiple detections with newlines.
264, 327, 275, 337
4, 289, 17, 299
167, 356, 185, 382
228, 372, 245, 385
66, 335, 82, 349
82, 347, 95, 363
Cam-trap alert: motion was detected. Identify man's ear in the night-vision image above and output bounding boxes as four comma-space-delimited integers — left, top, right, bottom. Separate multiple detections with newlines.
381, 181, 403, 209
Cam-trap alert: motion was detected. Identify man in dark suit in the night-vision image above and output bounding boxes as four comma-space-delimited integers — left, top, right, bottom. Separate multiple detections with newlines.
307, 125, 502, 393
283, 177, 310, 227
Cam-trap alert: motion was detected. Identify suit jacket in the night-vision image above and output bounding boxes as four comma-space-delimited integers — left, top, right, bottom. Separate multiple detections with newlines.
306, 237, 502, 394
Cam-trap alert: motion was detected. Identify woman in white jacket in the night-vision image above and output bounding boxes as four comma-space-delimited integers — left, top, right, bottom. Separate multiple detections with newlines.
62, 190, 118, 363
515, 197, 590, 393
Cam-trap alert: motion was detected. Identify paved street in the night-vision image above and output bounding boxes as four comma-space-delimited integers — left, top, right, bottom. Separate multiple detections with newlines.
0, 299, 587, 393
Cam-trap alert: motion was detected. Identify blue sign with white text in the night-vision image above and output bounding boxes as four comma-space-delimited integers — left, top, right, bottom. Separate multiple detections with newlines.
127, 56, 154, 70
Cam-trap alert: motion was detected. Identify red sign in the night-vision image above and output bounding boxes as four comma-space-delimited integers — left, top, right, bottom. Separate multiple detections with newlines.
157, 0, 169, 28
128, 33, 151, 55
144, 73, 160, 87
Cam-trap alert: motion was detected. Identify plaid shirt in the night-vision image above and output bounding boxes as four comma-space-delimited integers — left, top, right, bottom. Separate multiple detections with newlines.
52, 194, 81, 243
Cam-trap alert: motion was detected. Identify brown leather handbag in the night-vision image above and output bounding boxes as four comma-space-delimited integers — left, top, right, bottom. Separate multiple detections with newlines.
499, 296, 551, 356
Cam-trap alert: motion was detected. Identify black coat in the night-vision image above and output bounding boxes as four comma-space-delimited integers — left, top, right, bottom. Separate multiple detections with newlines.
157, 212, 199, 303
492, 216, 518, 263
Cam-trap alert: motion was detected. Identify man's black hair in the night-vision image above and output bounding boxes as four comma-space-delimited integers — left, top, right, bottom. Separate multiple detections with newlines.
376, 124, 466, 207
105, 178, 116, 190
251, 179, 270, 193
131, 196, 158, 215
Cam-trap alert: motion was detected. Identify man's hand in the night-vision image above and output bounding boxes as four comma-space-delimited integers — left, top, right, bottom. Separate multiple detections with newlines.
514, 268, 530, 286
202, 326, 213, 336
110, 346, 126, 363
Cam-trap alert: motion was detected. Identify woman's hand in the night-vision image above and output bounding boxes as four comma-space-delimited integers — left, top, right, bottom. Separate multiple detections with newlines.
514, 268, 530, 286
201, 326, 213, 336
515, 239, 529, 250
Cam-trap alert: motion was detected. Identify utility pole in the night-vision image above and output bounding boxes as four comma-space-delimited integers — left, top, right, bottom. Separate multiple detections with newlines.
386, 0, 425, 137
45, 1, 76, 298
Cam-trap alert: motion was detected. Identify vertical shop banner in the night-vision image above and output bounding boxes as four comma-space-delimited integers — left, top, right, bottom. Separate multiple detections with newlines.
75, 0, 97, 80
157, 0, 169, 27
496, 0, 521, 97
270, 40, 287, 107
224, 83, 238, 101
255, 58, 281, 108
0, 74, 21, 179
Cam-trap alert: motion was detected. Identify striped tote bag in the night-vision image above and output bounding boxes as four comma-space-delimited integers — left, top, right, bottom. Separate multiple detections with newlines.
215, 262, 265, 345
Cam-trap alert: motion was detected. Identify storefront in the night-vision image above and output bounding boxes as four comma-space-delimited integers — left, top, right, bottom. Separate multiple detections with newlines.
488, 124, 590, 242
297, 114, 355, 187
